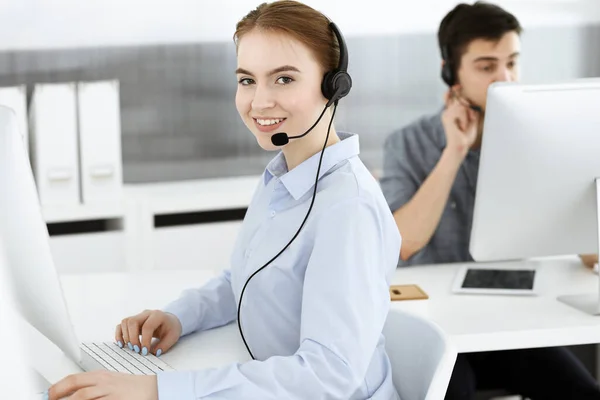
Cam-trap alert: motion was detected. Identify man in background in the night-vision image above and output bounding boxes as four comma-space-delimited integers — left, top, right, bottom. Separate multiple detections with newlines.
380, 2, 600, 399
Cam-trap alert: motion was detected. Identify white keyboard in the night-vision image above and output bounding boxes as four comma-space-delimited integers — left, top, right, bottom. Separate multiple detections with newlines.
81, 342, 175, 375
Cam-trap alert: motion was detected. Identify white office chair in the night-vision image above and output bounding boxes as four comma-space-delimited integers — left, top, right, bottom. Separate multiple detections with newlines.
383, 307, 457, 400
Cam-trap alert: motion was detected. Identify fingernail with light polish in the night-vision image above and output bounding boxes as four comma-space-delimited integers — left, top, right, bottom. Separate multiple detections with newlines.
156, 349, 162, 357
142, 347, 148, 356
117, 341, 123, 348
42, 390, 48, 400
134, 345, 140, 353
128, 342, 133, 350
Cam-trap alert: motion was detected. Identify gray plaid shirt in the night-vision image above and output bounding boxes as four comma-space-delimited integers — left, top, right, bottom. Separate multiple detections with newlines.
380, 109, 481, 267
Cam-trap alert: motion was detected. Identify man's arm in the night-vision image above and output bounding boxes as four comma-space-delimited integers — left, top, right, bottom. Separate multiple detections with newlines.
383, 93, 479, 261
393, 149, 462, 260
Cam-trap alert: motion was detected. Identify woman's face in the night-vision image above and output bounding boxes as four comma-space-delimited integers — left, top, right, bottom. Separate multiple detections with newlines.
235, 29, 327, 151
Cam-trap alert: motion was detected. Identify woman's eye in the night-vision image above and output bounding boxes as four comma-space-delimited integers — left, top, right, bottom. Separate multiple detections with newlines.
277, 76, 294, 84
238, 78, 254, 85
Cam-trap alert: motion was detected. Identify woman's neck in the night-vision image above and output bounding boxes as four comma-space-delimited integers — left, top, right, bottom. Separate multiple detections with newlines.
282, 127, 341, 171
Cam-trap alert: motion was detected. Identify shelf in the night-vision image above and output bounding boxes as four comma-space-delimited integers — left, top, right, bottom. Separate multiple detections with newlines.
123, 175, 260, 215
42, 201, 124, 224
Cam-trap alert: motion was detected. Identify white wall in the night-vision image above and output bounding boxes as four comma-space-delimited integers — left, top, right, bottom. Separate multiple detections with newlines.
0, 0, 599, 51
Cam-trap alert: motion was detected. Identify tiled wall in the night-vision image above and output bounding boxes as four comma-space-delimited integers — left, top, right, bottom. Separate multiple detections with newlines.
0, 24, 598, 183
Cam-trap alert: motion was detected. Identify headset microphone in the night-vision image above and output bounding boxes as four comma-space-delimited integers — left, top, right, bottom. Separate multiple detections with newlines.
270, 87, 342, 147
454, 92, 482, 114
467, 103, 482, 113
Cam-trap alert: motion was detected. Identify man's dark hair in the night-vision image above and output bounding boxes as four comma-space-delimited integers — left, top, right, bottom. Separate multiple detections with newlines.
438, 1, 523, 74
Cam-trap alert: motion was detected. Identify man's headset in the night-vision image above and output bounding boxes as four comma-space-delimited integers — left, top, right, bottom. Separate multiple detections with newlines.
237, 21, 352, 360
441, 44, 482, 113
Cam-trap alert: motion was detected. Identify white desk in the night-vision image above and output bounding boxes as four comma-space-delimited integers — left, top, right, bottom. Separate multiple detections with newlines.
391, 257, 600, 353
28, 257, 600, 386
24, 269, 250, 388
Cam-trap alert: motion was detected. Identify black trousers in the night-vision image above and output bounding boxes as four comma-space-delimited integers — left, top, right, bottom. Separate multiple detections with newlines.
444, 346, 600, 400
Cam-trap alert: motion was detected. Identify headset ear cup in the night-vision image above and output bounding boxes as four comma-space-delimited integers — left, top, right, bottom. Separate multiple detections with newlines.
332, 71, 352, 100
322, 71, 353, 102
321, 71, 335, 100
441, 63, 454, 87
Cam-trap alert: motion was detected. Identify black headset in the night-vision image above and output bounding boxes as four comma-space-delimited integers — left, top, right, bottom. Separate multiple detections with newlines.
441, 43, 482, 113
321, 22, 352, 105
441, 44, 456, 87
237, 20, 352, 360
270, 22, 352, 146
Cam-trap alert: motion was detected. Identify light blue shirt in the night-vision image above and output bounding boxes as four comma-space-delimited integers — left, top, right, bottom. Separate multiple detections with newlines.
157, 132, 402, 400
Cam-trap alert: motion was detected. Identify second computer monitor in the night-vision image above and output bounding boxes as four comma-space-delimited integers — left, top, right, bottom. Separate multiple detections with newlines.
470, 79, 600, 263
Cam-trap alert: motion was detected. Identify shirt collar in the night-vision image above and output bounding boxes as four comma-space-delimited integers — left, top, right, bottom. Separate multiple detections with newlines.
263, 131, 360, 200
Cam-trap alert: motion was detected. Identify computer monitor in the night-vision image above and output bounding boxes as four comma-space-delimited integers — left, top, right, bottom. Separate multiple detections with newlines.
0, 105, 81, 363
470, 79, 600, 314
0, 239, 41, 398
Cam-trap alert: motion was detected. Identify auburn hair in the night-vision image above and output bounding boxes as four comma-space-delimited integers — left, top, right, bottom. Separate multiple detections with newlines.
233, 0, 339, 74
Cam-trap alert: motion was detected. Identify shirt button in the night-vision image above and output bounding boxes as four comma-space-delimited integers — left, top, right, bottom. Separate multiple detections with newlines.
451, 202, 457, 209
270, 210, 276, 218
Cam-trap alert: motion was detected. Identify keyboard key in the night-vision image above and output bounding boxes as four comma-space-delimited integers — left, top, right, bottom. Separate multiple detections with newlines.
126, 346, 175, 372
96, 343, 153, 375
148, 355, 175, 371
92, 344, 135, 374
80, 341, 176, 374
80, 343, 118, 372
119, 348, 162, 373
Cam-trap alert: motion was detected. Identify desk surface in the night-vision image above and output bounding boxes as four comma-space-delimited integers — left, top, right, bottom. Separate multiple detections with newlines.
392, 257, 600, 352
30, 257, 600, 384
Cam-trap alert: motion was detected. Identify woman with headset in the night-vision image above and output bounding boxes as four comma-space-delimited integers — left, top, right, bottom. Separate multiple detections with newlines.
47, 1, 401, 399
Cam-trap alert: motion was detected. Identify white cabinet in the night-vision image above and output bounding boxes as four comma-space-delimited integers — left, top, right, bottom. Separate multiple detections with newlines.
29, 83, 80, 207
123, 176, 259, 272
153, 221, 242, 272
77, 80, 123, 205
49, 231, 125, 275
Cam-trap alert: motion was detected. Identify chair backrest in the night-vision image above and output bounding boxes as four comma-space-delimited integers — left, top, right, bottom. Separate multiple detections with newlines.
383, 307, 457, 400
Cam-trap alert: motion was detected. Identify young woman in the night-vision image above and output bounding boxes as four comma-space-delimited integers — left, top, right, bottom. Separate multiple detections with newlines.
47, 1, 401, 399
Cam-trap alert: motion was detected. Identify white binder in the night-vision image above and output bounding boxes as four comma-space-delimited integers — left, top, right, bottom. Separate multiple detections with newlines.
0, 85, 29, 158
28, 83, 81, 207
76, 80, 123, 204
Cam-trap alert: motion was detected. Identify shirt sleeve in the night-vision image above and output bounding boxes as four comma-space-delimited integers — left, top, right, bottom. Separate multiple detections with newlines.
161, 269, 237, 337
156, 196, 400, 400
160, 178, 266, 337
379, 128, 421, 214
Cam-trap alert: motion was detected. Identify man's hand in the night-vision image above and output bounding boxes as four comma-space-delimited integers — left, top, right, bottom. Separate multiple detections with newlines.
441, 89, 480, 161
579, 254, 599, 269
47, 370, 158, 400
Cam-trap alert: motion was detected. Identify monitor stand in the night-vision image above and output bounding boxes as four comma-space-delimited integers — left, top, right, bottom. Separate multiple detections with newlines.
557, 178, 600, 315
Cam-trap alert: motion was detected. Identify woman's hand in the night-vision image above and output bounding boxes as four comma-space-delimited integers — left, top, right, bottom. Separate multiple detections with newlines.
47, 370, 157, 400
115, 309, 182, 357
